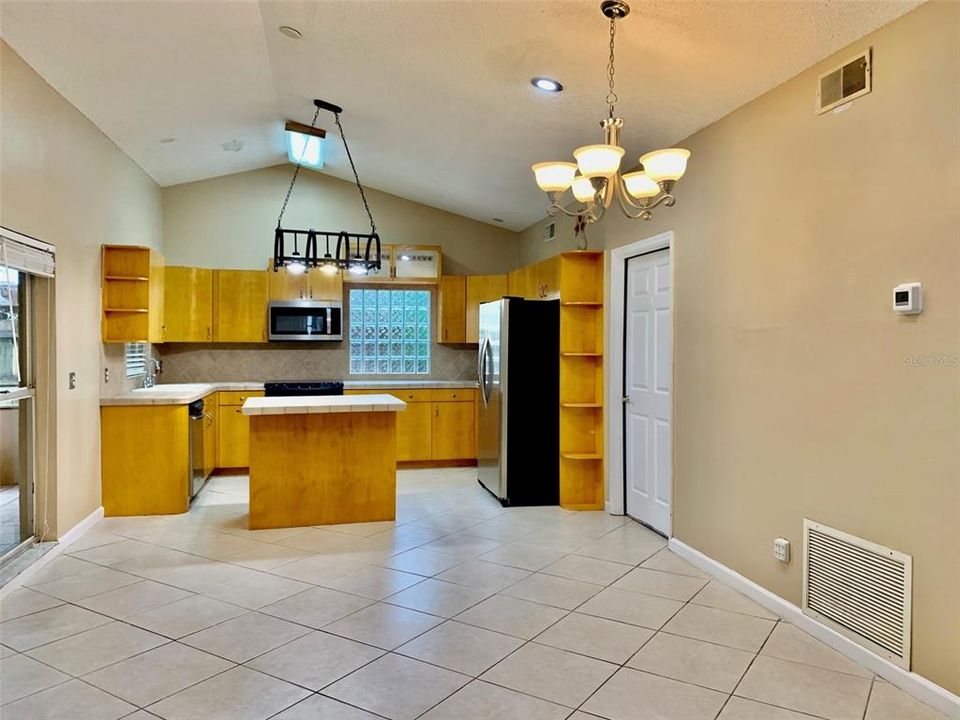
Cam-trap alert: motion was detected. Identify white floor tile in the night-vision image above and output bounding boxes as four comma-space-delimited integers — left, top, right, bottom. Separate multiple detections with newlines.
611, 566, 708, 601
627, 630, 755, 692
760, 622, 872, 678
501, 572, 603, 610
76, 580, 192, 621
258, 586, 373, 629
146, 666, 310, 720
271, 694, 382, 720
0, 652, 71, 704
0, 604, 113, 651
454, 594, 567, 640
0, 587, 63, 623
25, 620, 167, 676
421, 679, 570, 720
0, 678, 135, 719
323, 602, 443, 650
385, 578, 490, 618
535, 612, 654, 664
246, 630, 382, 690
435, 559, 530, 592
125, 594, 246, 639
583, 667, 727, 720
180, 612, 311, 663
322, 565, 425, 600
663, 603, 775, 652
397, 620, 523, 676
576, 586, 684, 630
323, 652, 470, 720
691, 579, 778, 619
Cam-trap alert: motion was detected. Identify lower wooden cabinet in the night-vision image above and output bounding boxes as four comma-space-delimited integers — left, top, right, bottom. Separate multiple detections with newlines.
345, 388, 477, 462
432, 400, 476, 460
397, 401, 433, 462
217, 390, 263, 468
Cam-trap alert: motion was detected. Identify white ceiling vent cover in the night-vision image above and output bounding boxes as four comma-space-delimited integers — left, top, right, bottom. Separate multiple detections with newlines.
802, 520, 912, 669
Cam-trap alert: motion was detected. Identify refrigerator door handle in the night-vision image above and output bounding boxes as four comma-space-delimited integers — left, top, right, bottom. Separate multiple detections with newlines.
479, 337, 491, 408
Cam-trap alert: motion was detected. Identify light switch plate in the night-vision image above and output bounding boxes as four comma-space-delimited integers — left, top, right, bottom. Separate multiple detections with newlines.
774, 538, 791, 563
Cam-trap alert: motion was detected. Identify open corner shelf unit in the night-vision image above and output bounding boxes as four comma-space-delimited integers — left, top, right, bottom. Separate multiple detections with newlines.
101, 245, 165, 343
558, 251, 604, 510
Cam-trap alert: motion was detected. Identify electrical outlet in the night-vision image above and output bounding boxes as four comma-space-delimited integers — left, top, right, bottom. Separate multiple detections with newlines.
104, 368, 110, 384
773, 538, 791, 563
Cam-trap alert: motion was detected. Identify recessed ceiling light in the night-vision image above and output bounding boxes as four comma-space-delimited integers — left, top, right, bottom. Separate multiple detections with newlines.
278, 25, 302, 40
221, 139, 244, 153
531, 77, 563, 93
159, 137, 176, 144
493, 218, 505, 223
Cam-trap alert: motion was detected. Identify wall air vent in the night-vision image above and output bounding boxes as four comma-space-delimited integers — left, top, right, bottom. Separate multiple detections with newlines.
817, 50, 871, 114
802, 519, 912, 669
544, 220, 557, 243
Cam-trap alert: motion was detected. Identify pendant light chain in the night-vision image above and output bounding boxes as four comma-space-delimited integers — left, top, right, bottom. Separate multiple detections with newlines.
276, 104, 321, 228
605, 15, 618, 118
334, 112, 377, 236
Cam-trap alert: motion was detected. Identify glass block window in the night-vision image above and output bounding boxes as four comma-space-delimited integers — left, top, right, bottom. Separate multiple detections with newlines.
348, 289, 430, 375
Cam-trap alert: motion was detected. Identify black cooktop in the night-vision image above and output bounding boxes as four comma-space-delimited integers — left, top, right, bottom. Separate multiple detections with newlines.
263, 381, 344, 397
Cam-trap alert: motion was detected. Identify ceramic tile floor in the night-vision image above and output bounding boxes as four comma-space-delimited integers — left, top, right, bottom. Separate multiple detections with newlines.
0, 468, 948, 720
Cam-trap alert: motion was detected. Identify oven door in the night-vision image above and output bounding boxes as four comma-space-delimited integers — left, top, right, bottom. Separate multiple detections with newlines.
268, 301, 343, 341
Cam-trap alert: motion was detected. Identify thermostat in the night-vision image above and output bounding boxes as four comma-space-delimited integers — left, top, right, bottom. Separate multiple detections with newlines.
892, 282, 922, 314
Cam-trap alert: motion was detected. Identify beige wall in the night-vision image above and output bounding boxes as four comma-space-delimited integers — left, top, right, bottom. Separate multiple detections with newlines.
0, 41, 163, 536
162, 165, 519, 274
520, 1, 960, 694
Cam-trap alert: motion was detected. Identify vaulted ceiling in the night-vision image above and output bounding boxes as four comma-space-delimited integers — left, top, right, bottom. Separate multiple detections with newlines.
1, 0, 922, 230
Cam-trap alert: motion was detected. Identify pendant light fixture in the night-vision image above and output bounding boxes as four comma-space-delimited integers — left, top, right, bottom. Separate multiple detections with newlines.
273, 99, 381, 276
531, 0, 690, 224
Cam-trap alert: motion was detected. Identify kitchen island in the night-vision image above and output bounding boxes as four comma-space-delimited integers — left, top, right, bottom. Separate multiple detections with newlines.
242, 394, 406, 530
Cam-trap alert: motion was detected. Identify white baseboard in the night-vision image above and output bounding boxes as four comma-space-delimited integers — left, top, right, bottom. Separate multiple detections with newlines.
0, 505, 104, 600
669, 539, 960, 720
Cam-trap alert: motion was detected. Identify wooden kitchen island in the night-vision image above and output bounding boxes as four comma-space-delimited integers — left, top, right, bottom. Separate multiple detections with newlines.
242, 394, 406, 530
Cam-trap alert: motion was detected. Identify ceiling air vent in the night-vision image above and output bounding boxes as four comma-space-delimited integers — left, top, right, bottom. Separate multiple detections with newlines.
802, 519, 911, 669
817, 50, 871, 114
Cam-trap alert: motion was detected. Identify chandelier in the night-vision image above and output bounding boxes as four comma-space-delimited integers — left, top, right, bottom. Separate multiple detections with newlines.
274, 99, 381, 277
531, 0, 690, 224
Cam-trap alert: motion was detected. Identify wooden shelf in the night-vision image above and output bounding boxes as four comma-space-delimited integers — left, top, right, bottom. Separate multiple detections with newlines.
561, 453, 603, 460
561, 403, 602, 408
104, 308, 149, 313
105, 275, 149, 282
561, 352, 602, 358
561, 301, 602, 307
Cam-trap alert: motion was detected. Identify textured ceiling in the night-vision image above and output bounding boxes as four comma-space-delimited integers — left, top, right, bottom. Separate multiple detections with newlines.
1, 0, 923, 230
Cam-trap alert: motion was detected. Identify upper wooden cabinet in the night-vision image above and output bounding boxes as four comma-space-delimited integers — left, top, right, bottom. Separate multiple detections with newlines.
267, 261, 343, 302
346, 245, 441, 285
213, 270, 268, 342
101, 245, 165, 343
438, 276, 466, 344
465, 274, 507, 344
507, 256, 560, 300
438, 273, 507, 345
164, 266, 213, 342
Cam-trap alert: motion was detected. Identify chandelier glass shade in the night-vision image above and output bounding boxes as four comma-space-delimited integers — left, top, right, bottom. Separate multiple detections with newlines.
532, 1, 690, 224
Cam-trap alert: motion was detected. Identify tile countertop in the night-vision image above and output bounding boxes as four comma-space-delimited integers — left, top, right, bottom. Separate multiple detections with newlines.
242, 395, 406, 416
100, 379, 479, 406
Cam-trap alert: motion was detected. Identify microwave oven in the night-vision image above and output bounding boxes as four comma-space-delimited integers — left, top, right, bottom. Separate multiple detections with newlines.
268, 301, 343, 341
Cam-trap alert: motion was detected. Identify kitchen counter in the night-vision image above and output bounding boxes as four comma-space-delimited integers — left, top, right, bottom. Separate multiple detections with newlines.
242, 395, 406, 416
101, 379, 478, 406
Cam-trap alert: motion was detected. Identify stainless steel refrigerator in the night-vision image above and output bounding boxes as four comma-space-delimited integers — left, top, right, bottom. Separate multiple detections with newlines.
477, 297, 559, 506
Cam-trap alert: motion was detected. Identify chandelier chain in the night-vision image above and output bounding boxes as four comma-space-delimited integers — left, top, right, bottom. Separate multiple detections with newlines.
276, 104, 320, 228
334, 112, 378, 236
605, 15, 618, 117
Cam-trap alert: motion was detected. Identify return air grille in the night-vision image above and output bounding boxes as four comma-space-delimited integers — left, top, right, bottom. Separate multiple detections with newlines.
802, 520, 912, 669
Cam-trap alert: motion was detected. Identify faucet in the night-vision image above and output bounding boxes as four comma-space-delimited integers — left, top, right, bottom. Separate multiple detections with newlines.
143, 358, 162, 389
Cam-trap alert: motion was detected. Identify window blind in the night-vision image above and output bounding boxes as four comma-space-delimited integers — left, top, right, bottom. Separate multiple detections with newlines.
125, 343, 147, 378
0, 226, 55, 278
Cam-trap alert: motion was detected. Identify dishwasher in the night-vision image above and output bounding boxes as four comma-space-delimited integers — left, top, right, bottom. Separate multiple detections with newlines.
188, 399, 206, 500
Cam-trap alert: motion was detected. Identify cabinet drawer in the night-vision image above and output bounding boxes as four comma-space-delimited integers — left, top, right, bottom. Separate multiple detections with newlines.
347, 388, 432, 403
219, 390, 264, 406
430, 389, 475, 402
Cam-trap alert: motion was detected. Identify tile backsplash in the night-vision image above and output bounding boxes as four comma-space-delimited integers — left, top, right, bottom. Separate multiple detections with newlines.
156, 342, 477, 383
101, 342, 158, 394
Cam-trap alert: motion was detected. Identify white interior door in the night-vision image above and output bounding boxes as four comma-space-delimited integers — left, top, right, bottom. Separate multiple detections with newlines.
624, 249, 671, 535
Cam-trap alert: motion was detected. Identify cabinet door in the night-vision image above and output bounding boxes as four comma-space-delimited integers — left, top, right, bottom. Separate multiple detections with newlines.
267, 263, 308, 301
214, 270, 268, 342
438, 276, 466, 344
165, 267, 213, 342
202, 395, 218, 478
397, 401, 433, 461
394, 246, 441, 284
217, 404, 250, 468
307, 269, 343, 301
431, 401, 476, 460
148, 251, 166, 343
465, 275, 507, 344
